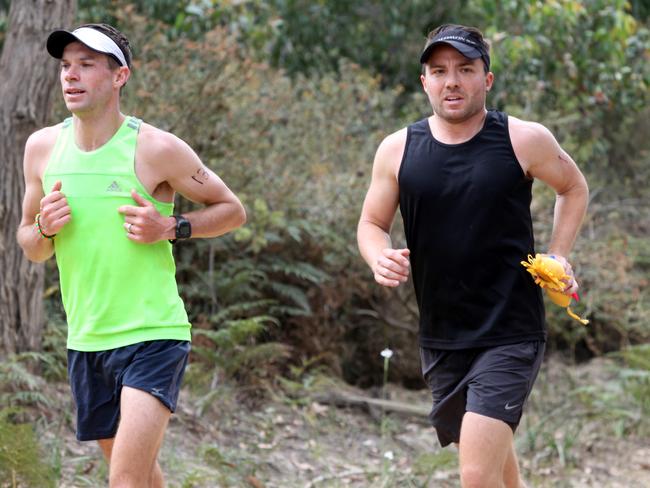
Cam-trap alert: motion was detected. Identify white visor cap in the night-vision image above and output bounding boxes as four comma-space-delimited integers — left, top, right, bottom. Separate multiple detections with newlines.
47, 26, 128, 68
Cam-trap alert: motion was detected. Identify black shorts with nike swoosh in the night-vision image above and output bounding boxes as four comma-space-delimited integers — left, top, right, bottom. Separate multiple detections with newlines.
420, 341, 545, 447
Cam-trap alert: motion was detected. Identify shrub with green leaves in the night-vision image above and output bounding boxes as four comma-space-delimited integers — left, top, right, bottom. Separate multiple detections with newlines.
0, 409, 56, 487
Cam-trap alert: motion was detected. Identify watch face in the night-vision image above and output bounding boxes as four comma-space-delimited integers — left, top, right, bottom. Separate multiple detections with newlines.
176, 217, 191, 239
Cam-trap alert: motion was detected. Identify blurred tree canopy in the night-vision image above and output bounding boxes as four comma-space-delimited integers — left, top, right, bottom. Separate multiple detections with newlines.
2, 0, 649, 385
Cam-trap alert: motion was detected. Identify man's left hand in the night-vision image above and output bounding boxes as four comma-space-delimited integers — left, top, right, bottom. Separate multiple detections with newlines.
546, 253, 579, 296
117, 189, 174, 243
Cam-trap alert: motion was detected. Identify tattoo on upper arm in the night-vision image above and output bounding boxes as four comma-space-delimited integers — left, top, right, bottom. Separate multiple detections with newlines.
191, 166, 210, 185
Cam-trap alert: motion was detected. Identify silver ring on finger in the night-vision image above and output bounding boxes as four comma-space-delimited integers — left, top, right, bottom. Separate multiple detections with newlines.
128, 223, 133, 233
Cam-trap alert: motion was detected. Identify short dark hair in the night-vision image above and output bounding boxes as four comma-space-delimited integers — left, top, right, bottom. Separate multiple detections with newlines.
79, 23, 132, 70
421, 24, 490, 74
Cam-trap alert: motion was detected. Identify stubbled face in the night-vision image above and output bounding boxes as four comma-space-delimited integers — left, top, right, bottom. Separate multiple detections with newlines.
420, 44, 493, 124
59, 42, 124, 115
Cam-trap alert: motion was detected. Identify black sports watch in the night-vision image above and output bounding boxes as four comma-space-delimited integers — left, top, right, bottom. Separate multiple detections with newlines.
170, 215, 191, 243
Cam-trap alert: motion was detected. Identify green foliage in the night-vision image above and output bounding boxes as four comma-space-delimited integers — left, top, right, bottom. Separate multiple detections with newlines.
263, 0, 469, 92
72, 0, 468, 93
0, 353, 54, 409
0, 409, 57, 488
76, 0, 219, 38
0, 329, 66, 486
630, 0, 650, 21
470, 0, 650, 186
178, 198, 337, 388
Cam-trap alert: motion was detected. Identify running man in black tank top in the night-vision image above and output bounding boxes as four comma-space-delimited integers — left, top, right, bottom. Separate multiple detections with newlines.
357, 24, 589, 488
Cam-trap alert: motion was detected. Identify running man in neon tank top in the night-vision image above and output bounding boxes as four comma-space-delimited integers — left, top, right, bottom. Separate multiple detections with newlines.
17, 23, 246, 487
357, 24, 588, 488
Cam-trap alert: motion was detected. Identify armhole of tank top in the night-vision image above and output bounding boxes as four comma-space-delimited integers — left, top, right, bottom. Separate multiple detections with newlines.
502, 113, 530, 180
42, 120, 70, 185
396, 125, 413, 184
131, 119, 175, 210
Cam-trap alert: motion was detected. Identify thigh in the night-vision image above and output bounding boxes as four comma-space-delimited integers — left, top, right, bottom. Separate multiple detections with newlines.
110, 386, 171, 481
459, 411, 514, 483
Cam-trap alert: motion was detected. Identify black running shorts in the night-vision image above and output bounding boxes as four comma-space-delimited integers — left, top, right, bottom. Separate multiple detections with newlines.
420, 341, 545, 447
67, 339, 191, 441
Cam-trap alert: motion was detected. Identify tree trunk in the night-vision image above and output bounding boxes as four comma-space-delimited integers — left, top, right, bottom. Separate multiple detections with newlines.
0, 0, 76, 355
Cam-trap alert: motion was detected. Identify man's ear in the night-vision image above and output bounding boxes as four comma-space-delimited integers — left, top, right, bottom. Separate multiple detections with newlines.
485, 71, 494, 92
114, 66, 130, 89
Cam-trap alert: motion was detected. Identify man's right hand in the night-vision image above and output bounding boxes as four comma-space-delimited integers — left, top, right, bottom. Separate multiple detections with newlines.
373, 248, 410, 287
39, 180, 71, 236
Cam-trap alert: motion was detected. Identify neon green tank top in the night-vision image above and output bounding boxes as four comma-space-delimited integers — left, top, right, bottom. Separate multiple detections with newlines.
43, 116, 191, 351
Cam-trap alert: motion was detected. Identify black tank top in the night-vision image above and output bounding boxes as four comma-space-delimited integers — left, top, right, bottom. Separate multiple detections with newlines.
398, 110, 545, 349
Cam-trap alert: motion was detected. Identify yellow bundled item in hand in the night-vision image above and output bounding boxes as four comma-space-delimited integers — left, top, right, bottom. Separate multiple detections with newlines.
521, 254, 589, 325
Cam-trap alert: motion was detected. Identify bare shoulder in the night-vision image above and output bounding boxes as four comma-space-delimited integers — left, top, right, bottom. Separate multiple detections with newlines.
374, 127, 408, 177
508, 116, 560, 173
137, 122, 193, 160
25, 124, 62, 155
136, 122, 202, 183
377, 127, 408, 158
24, 124, 63, 175
508, 116, 556, 147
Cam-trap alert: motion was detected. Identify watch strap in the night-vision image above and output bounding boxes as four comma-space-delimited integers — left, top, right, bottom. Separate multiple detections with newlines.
169, 214, 191, 243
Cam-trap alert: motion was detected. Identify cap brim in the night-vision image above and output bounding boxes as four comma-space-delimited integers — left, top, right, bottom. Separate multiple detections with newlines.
46, 28, 128, 67
420, 40, 482, 64
46, 30, 79, 59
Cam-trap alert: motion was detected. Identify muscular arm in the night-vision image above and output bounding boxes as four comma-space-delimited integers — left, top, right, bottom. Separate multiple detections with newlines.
546, 151, 589, 258
16, 127, 69, 262
511, 118, 589, 257
121, 126, 246, 243
357, 129, 410, 287
510, 117, 589, 292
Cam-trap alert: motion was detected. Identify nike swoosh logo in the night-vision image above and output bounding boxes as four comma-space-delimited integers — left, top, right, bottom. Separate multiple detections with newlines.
504, 403, 520, 410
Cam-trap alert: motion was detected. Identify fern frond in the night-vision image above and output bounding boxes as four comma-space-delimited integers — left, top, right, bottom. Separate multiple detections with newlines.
209, 299, 277, 323
266, 282, 311, 312
224, 316, 279, 344
0, 358, 46, 392
265, 261, 328, 284
194, 315, 278, 347
0, 391, 53, 408
268, 305, 312, 317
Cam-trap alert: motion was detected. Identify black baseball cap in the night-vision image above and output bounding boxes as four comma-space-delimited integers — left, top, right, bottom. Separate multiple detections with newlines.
420, 28, 490, 71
